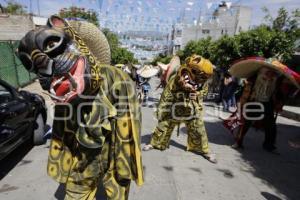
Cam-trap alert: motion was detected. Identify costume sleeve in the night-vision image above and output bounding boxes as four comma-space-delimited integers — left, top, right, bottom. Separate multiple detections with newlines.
75, 92, 117, 149
108, 69, 144, 186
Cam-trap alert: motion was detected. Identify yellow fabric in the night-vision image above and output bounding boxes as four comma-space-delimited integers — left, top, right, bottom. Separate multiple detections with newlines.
184, 54, 214, 75
46, 16, 143, 200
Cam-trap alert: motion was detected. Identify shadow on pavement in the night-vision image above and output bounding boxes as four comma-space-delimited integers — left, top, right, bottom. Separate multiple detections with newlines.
54, 183, 106, 200
206, 120, 300, 200
0, 140, 33, 180
141, 114, 300, 199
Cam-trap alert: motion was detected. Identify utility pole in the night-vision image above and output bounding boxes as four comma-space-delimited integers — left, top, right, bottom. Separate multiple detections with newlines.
29, 0, 33, 14
0, 3, 4, 13
37, 0, 40, 16
98, 0, 103, 12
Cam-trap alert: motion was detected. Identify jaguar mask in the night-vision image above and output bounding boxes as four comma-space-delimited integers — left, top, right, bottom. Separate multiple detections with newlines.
177, 55, 214, 92
17, 16, 102, 103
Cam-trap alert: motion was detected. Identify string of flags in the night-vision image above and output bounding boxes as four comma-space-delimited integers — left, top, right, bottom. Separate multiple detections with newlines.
63, 0, 236, 33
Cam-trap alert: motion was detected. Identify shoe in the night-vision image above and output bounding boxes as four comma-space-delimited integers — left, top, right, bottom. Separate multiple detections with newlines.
143, 144, 154, 151
203, 153, 217, 164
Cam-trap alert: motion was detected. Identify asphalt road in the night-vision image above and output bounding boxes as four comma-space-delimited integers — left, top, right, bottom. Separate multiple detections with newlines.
0, 80, 300, 200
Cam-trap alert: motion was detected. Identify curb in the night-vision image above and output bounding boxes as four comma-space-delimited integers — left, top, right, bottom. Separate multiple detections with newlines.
280, 109, 300, 122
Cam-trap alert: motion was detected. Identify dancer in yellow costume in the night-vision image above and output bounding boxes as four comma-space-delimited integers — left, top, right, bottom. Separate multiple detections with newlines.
144, 55, 217, 163
17, 16, 143, 199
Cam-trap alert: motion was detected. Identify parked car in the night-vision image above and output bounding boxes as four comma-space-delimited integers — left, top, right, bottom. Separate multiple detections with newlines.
0, 79, 47, 160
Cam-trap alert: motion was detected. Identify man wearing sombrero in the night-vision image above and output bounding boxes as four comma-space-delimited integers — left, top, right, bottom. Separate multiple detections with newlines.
228, 57, 300, 152
136, 65, 159, 104
143, 54, 217, 163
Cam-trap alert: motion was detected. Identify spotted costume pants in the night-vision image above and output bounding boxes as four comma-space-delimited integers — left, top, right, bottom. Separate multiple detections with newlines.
150, 117, 209, 154
61, 144, 131, 200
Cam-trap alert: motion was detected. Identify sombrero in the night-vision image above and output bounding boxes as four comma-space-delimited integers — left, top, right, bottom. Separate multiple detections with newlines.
229, 57, 300, 89
158, 56, 181, 83
137, 65, 159, 78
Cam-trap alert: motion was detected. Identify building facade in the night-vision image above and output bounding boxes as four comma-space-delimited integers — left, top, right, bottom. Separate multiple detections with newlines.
172, 2, 252, 53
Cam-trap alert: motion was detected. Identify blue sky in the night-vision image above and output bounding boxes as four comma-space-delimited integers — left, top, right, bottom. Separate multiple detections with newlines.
1, 0, 299, 26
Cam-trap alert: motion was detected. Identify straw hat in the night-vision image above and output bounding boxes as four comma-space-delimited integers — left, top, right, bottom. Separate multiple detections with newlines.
68, 20, 111, 65
229, 57, 300, 88
137, 65, 159, 78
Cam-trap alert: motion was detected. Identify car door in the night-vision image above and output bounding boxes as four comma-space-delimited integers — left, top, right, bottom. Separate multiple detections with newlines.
0, 83, 31, 159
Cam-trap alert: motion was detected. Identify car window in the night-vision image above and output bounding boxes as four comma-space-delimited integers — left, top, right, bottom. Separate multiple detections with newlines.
0, 84, 13, 104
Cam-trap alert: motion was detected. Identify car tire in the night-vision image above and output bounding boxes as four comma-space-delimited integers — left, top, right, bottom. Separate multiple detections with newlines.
33, 113, 46, 145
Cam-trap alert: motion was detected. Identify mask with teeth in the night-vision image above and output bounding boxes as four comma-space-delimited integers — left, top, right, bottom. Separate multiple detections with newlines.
17, 16, 104, 103
177, 55, 214, 92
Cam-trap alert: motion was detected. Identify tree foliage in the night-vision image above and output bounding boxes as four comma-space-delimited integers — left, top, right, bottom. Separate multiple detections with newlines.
111, 47, 138, 64
59, 6, 99, 27
151, 54, 172, 65
177, 7, 299, 69
209, 35, 240, 67
102, 28, 120, 50
1, 0, 27, 15
183, 37, 213, 59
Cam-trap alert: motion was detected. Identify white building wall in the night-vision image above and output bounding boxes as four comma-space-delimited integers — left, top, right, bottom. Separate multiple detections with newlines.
234, 6, 252, 34
0, 15, 34, 41
174, 5, 252, 51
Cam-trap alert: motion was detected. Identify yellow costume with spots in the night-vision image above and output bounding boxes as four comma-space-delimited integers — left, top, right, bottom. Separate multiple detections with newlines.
150, 55, 213, 154
49, 66, 143, 200
18, 16, 143, 200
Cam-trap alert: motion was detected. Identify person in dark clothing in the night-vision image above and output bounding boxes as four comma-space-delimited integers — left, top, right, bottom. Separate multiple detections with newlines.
222, 74, 238, 112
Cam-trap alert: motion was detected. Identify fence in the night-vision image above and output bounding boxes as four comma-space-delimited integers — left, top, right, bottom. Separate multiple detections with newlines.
0, 40, 36, 88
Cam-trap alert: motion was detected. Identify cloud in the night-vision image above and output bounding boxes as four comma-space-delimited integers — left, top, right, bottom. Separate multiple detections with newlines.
187, 2, 194, 6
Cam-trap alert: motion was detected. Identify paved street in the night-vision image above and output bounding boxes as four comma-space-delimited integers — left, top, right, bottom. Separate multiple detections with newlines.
0, 80, 300, 200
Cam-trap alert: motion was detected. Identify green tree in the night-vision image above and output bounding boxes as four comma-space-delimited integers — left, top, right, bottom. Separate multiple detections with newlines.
180, 37, 213, 63
151, 54, 172, 65
102, 28, 120, 51
59, 6, 99, 27
2, 0, 27, 15
179, 7, 299, 68
236, 26, 294, 62
209, 35, 240, 68
112, 48, 138, 64
263, 7, 300, 31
